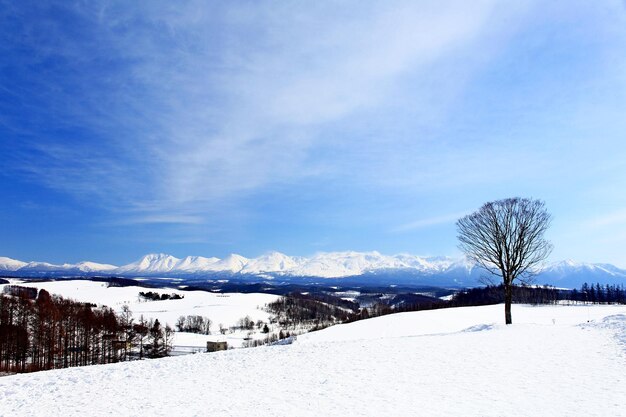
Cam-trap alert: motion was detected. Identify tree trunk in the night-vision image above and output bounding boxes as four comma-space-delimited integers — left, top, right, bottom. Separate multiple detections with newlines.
504, 282, 513, 325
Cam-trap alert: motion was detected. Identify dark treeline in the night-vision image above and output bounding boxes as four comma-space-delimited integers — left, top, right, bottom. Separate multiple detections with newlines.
352, 282, 624, 325
0, 286, 172, 374
139, 291, 184, 301
266, 292, 356, 331
3, 285, 38, 300
90, 277, 144, 287
449, 284, 564, 307
449, 283, 626, 307
570, 282, 626, 304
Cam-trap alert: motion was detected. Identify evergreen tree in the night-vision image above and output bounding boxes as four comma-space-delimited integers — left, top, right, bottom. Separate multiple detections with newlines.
147, 319, 164, 358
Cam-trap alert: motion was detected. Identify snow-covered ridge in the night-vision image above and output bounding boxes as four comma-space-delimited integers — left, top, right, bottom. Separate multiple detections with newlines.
2, 252, 626, 283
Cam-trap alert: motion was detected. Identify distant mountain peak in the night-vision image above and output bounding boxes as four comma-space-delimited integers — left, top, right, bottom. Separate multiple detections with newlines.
74, 261, 117, 272
0, 256, 28, 271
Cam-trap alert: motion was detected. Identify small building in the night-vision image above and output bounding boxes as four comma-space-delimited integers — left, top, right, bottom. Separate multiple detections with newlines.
112, 340, 132, 351
206, 341, 227, 352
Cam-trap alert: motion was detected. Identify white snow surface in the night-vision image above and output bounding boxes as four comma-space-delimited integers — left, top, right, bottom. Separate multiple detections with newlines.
1, 303, 625, 417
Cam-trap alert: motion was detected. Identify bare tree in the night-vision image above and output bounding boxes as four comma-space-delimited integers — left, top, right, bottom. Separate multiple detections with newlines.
456, 197, 552, 324
175, 315, 185, 332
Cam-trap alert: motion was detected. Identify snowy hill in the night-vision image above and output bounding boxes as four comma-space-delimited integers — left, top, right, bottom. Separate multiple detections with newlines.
2, 252, 626, 288
1, 303, 624, 416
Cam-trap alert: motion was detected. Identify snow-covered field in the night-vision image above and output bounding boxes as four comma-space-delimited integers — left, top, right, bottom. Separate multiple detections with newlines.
1, 303, 624, 417
0, 280, 280, 348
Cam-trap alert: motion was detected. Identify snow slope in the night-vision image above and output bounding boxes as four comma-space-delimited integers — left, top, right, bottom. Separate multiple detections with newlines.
1, 304, 624, 417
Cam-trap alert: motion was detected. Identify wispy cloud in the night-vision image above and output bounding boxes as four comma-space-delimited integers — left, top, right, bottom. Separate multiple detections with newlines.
391, 212, 468, 233
117, 215, 205, 225
584, 209, 626, 229
2, 0, 517, 224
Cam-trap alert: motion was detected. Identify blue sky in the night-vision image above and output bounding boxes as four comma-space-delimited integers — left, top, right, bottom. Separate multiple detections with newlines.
2, 1, 626, 267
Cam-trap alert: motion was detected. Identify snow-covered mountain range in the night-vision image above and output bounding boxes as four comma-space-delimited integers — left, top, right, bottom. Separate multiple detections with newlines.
2, 252, 626, 288
0, 252, 473, 278
0, 256, 117, 274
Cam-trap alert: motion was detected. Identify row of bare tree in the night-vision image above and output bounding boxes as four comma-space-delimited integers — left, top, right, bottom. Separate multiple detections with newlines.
176, 314, 212, 334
